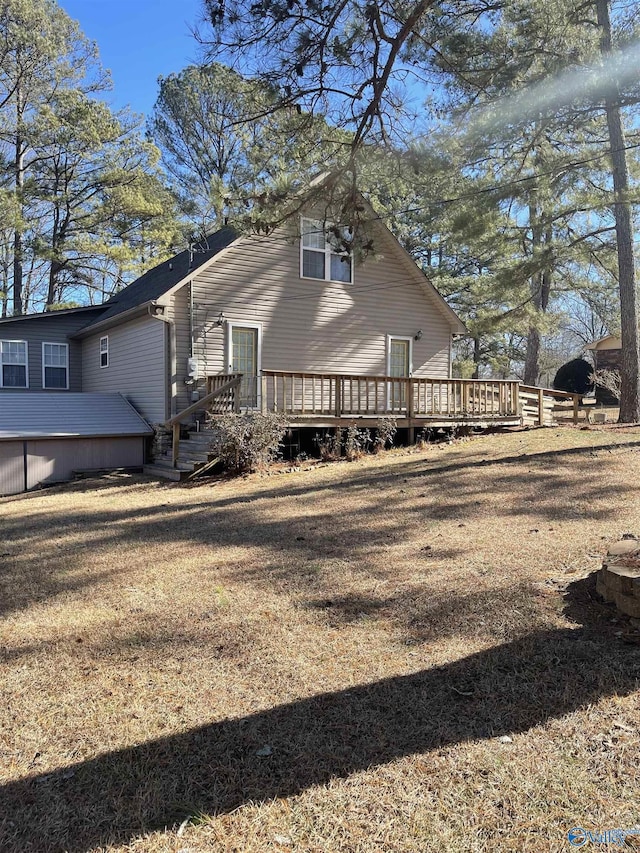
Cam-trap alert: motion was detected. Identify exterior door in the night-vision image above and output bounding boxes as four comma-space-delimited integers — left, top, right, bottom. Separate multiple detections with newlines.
388, 337, 411, 410
229, 324, 260, 408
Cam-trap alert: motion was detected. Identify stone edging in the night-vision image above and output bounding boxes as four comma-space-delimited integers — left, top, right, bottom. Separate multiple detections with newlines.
596, 539, 640, 619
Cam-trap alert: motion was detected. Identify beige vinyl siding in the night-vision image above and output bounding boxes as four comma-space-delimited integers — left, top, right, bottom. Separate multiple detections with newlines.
169, 223, 453, 411
0, 441, 25, 495
25, 437, 144, 488
81, 315, 167, 424
0, 436, 145, 495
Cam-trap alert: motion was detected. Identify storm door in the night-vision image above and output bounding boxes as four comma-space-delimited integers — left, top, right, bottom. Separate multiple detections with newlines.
228, 323, 261, 408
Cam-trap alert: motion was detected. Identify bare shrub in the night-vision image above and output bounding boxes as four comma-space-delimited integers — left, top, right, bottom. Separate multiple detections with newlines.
315, 431, 340, 461
415, 428, 434, 449
344, 424, 371, 461
208, 411, 288, 473
590, 369, 621, 402
373, 418, 397, 453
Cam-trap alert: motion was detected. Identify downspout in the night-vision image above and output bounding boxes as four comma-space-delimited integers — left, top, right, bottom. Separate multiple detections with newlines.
147, 303, 175, 418
189, 279, 194, 361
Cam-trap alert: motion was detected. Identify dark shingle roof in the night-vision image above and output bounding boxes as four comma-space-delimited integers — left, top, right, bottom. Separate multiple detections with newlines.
0, 304, 106, 326
80, 227, 238, 329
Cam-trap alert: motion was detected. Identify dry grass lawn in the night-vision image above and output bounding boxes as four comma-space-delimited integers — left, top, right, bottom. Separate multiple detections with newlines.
2, 426, 640, 852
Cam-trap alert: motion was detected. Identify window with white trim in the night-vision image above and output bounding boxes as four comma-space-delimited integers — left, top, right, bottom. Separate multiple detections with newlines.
301, 217, 352, 283
100, 336, 109, 368
0, 340, 28, 388
42, 342, 69, 389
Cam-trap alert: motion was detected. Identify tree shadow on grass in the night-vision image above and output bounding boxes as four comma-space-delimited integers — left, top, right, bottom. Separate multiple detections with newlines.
2, 577, 639, 853
2, 434, 638, 619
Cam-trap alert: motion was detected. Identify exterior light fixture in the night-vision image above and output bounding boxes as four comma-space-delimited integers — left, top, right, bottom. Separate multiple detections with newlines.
414, 330, 423, 341
216, 311, 225, 326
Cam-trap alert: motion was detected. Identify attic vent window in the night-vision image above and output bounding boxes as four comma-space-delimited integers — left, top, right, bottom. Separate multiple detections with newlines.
301, 217, 352, 283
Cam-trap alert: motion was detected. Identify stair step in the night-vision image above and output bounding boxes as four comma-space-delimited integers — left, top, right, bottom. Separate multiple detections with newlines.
179, 439, 212, 451
174, 451, 211, 463
153, 458, 197, 472
180, 438, 211, 447
142, 464, 184, 482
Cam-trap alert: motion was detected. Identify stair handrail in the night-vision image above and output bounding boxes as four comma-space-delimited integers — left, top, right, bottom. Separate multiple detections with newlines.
163, 375, 242, 467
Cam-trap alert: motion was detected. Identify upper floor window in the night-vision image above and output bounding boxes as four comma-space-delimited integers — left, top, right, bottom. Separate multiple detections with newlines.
100, 336, 109, 368
0, 340, 28, 388
42, 342, 69, 389
301, 217, 352, 283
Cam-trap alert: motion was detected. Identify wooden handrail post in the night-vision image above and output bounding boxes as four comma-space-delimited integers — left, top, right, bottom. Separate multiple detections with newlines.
538, 387, 544, 426
172, 423, 180, 468
261, 374, 267, 414
573, 393, 580, 424
335, 376, 342, 417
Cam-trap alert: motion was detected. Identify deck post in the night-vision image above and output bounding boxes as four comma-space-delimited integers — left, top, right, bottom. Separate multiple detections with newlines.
573, 393, 580, 424
335, 376, 343, 417
172, 423, 180, 468
261, 374, 267, 414
407, 378, 415, 443
537, 387, 544, 426
573, 394, 580, 424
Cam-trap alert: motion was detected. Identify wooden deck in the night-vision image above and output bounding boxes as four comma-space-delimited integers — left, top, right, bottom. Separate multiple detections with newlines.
149, 372, 581, 477
206, 371, 532, 429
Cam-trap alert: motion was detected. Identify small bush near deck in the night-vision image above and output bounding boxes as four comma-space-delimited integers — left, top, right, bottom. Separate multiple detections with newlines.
345, 424, 371, 461
315, 431, 340, 461
208, 411, 288, 473
373, 418, 397, 453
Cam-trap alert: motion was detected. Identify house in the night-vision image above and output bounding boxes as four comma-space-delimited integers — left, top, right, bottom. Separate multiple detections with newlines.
585, 335, 621, 404
1, 204, 530, 493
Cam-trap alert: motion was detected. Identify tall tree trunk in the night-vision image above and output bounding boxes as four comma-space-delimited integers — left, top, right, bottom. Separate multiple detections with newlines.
523, 190, 541, 385
13, 84, 24, 316
524, 159, 553, 387
472, 335, 480, 379
1, 250, 8, 317
596, 0, 640, 422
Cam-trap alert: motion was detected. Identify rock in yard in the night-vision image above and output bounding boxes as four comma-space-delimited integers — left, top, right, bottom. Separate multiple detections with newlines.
607, 540, 640, 557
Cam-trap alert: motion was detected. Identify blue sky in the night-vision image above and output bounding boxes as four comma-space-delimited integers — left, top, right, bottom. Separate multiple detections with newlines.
60, 0, 205, 118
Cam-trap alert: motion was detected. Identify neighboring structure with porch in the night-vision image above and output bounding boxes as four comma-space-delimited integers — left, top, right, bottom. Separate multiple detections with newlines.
585, 335, 621, 404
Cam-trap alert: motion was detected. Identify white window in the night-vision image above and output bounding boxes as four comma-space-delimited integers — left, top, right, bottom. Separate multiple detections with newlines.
42, 342, 69, 389
0, 340, 28, 388
99, 336, 109, 368
301, 217, 352, 283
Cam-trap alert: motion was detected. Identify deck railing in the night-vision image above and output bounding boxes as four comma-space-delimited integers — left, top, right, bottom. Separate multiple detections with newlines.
204, 371, 521, 420
205, 373, 244, 413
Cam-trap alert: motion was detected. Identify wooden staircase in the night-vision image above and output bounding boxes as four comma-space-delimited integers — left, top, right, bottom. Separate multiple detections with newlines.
143, 375, 242, 482
143, 429, 219, 482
